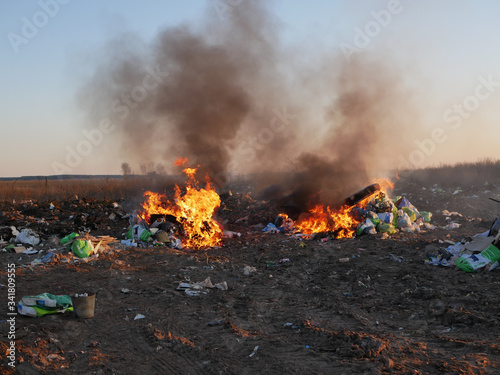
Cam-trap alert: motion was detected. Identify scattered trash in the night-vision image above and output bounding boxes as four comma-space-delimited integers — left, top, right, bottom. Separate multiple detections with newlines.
235, 215, 249, 224
377, 212, 394, 224
455, 244, 500, 272
17, 293, 73, 318
420, 211, 432, 223
215, 281, 228, 291
223, 230, 241, 238
427, 219, 500, 272
425, 245, 454, 267
13, 245, 27, 253
356, 218, 377, 236
397, 210, 412, 229
197, 277, 214, 288
134, 314, 145, 320
154, 230, 170, 243
185, 290, 207, 297
30, 251, 57, 266
72, 239, 94, 258
464, 234, 494, 252
388, 254, 405, 263
127, 225, 153, 242
16, 229, 40, 246
489, 216, 500, 236
121, 239, 138, 247
423, 223, 436, 230
243, 266, 257, 275
442, 210, 462, 217
262, 223, 279, 233
339, 258, 350, 263
377, 222, 397, 234
207, 319, 224, 326
443, 222, 461, 230
249, 346, 259, 358
61, 232, 78, 246
176, 277, 228, 295
283, 322, 302, 331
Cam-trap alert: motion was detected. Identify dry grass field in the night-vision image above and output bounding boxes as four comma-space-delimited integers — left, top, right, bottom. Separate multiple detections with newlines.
0, 176, 177, 202
1, 159, 498, 203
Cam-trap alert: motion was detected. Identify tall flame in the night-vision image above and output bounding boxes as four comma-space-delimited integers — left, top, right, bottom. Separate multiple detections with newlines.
141, 158, 222, 249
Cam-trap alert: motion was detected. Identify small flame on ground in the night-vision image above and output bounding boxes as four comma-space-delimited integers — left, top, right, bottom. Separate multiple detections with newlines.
295, 204, 359, 238
295, 178, 394, 238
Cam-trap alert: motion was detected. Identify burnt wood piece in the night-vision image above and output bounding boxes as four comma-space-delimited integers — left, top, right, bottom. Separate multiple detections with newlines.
344, 183, 381, 208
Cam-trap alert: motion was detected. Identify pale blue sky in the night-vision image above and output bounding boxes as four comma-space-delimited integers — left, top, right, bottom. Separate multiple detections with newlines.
1, 0, 499, 177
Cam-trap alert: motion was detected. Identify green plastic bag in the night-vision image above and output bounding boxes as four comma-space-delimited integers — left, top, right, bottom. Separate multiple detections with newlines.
402, 207, 416, 222
481, 244, 500, 262
455, 244, 500, 272
392, 208, 399, 226
455, 254, 490, 272
420, 211, 432, 223
126, 225, 152, 241
377, 223, 397, 234
72, 239, 94, 258
18, 293, 73, 318
61, 232, 79, 252
61, 232, 78, 245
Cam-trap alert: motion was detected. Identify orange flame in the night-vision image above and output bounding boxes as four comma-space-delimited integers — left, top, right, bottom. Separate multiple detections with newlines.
295, 179, 394, 238
141, 158, 222, 249
372, 178, 394, 196
174, 157, 189, 167
295, 204, 360, 238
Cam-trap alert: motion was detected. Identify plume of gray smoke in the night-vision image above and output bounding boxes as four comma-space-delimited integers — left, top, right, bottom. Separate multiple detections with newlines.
79, 0, 423, 208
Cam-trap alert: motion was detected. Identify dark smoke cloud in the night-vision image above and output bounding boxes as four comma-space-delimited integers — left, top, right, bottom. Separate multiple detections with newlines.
79, 0, 423, 208
79, 1, 287, 184
255, 55, 422, 210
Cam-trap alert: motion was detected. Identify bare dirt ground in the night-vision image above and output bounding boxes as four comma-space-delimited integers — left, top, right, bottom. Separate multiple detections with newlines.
1, 174, 500, 374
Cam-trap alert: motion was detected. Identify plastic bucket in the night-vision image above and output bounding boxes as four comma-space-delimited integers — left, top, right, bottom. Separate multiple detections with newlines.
72, 293, 96, 318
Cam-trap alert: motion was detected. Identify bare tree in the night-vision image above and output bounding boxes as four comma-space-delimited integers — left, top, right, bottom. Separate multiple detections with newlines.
121, 162, 132, 178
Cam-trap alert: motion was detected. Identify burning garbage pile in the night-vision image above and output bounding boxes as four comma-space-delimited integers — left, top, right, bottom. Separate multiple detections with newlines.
262, 179, 436, 240
125, 158, 223, 250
